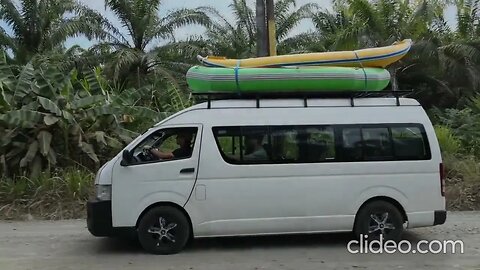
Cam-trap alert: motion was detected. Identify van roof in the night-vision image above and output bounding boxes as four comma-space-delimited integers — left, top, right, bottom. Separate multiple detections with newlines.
189, 98, 420, 109
154, 98, 421, 127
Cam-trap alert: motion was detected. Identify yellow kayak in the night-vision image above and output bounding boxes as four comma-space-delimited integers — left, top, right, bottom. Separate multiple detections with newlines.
198, 39, 412, 68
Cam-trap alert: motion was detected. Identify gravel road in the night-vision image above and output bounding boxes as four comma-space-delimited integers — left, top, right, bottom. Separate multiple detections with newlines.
1, 211, 480, 270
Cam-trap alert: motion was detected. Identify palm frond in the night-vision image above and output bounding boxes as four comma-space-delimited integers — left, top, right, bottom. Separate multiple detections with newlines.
230, 0, 256, 43
160, 7, 212, 34
274, 0, 297, 17
110, 47, 143, 82
200, 6, 235, 29
277, 32, 326, 54
312, 10, 341, 35
276, 2, 319, 40
105, 0, 137, 46
74, 3, 128, 44
440, 42, 480, 65
347, 0, 385, 45
47, 18, 97, 49
0, 27, 15, 51
0, 0, 25, 38
155, 37, 209, 63
150, 65, 182, 91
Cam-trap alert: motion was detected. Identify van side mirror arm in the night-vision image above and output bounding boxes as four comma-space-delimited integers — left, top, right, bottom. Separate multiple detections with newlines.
121, 149, 133, 166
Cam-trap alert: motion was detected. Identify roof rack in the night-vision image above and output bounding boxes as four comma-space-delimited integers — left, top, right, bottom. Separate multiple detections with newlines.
192, 90, 413, 108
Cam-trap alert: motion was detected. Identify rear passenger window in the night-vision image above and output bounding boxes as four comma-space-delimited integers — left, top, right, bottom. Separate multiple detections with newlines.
271, 126, 335, 163
213, 127, 270, 164
213, 124, 430, 164
242, 127, 270, 162
391, 126, 429, 160
340, 125, 430, 161
216, 129, 241, 156
362, 127, 393, 160
342, 128, 363, 161
213, 126, 335, 164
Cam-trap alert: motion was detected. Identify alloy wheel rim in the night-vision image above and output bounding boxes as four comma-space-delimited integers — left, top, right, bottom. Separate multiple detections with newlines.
368, 212, 396, 238
147, 217, 178, 246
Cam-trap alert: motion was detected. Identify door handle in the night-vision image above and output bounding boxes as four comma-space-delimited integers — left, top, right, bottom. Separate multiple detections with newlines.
180, 168, 195, 174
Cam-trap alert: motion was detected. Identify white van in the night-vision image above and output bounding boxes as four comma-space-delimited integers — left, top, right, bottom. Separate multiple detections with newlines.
87, 96, 446, 254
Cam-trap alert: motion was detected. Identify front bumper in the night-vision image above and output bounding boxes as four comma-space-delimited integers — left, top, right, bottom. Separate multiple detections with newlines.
87, 199, 137, 238
87, 199, 114, 236
434, 210, 447, 225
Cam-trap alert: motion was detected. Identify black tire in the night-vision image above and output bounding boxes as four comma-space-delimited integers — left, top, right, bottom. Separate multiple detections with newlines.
137, 206, 190, 254
354, 201, 404, 242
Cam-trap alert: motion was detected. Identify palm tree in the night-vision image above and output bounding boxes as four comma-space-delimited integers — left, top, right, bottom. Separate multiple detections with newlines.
205, 0, 319, 58
205, 0, 257, 58
434, 0, 480, 106
312, 0, 448, 50
310, 0, 480, 107
0, 0, 113, 64
98, 0, 211, 86
274, 0, 319, 54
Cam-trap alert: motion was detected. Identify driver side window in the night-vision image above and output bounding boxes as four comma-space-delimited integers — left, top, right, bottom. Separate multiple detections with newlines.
158, 135, 178, 153
132, 127, 198, 164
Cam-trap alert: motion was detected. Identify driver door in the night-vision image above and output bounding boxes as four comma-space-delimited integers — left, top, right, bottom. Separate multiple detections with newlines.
112, 124, 202, 227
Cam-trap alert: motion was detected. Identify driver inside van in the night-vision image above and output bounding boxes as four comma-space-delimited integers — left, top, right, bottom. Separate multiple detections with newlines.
150, 132, 193, 160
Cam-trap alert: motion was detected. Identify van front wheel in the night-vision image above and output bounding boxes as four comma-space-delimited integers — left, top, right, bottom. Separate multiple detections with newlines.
354, 201, 404, 242
137, 206, 190, 254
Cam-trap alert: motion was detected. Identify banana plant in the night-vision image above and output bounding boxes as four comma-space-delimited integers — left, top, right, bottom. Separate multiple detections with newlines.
0, 52, 167, 177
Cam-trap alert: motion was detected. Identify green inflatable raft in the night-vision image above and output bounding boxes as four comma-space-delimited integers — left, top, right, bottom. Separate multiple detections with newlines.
187, 66, 391, 94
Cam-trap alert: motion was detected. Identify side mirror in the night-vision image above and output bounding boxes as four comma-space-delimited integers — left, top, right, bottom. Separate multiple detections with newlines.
120, 150, 133, 166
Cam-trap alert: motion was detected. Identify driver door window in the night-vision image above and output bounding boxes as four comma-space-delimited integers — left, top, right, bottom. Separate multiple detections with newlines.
132, 127, 198, 164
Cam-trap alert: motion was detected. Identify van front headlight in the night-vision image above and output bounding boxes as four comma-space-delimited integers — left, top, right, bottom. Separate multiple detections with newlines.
95, 185, 112, 201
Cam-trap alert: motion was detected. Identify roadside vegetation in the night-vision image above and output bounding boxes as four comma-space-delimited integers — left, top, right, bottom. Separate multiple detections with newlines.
1, 0, 480, 219
431, 99, 480, 210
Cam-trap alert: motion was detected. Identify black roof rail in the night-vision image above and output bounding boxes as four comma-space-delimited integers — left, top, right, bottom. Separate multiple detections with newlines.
191, 90, 414, 108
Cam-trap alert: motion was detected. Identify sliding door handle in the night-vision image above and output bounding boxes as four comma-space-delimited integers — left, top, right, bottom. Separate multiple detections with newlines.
180, 168, 195, 174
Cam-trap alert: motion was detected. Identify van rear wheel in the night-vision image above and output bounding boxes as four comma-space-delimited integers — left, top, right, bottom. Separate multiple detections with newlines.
137, 206, 190, 254
354, 201, 404, 242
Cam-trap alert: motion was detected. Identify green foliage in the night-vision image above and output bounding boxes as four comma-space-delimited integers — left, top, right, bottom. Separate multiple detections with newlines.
0, 168, 94, 219
434, 125, 462, 155
430, 97, 480, 157
443, 154, 480, 210
0, 52, 171, 177
447, 155, 480, 184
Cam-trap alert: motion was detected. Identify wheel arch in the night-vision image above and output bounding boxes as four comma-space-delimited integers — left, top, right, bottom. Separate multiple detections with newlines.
355, 196, 408, 223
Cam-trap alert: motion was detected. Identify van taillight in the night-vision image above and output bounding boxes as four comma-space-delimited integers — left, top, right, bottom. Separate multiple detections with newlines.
440, 163, 445, 196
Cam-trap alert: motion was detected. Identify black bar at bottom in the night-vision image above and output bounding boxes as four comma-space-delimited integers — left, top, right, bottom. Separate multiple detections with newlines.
434, 210, 447, 225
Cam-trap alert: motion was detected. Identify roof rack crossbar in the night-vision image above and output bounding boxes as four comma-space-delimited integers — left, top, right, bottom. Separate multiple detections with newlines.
192, 90, 413, 108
